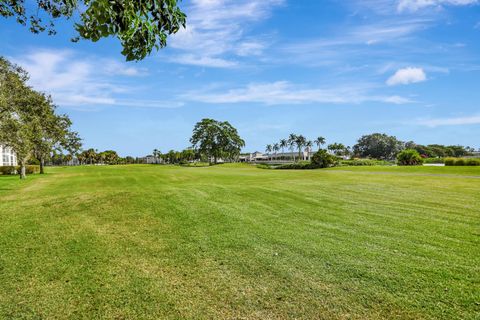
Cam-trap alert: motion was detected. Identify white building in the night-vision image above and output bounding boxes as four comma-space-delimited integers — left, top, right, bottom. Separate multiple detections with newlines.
0, 145, 17, 166
239, 150, 313, 163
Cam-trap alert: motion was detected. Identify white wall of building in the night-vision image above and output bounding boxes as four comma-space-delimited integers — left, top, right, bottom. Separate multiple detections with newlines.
0, 145, 17, 166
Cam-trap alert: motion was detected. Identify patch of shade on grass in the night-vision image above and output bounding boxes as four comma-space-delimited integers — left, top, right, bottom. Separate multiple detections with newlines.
0, 164, 478, 319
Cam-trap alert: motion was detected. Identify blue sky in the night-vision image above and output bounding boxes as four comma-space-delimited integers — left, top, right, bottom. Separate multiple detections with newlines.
1, 0, 479, 156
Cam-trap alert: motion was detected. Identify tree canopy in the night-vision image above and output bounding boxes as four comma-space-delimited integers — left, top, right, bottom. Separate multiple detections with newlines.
190, 119, 245, 164
0, 56, 81, 178
0, 0, 186, 61
353, 133, 404, 160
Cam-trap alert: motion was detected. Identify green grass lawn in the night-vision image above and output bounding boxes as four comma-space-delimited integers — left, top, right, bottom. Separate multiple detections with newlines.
0, 164, 479, 319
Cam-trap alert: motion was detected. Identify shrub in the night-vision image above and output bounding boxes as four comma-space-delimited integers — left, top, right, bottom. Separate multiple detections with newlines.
444, 158, 456, 166
465, 159, 480, 166
0, 165, 40, 175
397, 149, 424, 166
21, 165, 40, 174
0, 166, 17, 175
256, 163, 273, 169
340, 159, 392, 166
276, 162, 315, 170
445, 158, 480, 166
311, 150, 337, 168
424, 157, 444, 164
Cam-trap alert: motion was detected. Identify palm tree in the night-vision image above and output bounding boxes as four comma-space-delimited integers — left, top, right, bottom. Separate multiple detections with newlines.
315, 136, 326, 151
153, 149, 162, 164
273, 143, 280, 161
288, 134, 297, 162
265, 144, 272, 161
305, 140, 313, 161
279, 139, 288, 160
295, 135, 307, 161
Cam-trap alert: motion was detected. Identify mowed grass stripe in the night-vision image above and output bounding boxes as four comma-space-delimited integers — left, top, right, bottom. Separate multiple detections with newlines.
0, 164, 478, 319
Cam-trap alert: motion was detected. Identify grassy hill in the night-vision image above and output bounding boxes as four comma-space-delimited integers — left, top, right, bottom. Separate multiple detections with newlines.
0, 164, 478, 319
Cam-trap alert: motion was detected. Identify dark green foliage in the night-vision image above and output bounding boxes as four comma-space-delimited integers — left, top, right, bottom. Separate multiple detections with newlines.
0, 165, 40, 175
444, 158, 456, 166
311, 149, 337, 168
190, 118, 245, 164
445, 158, 480, 166
397, 149, 424, 166
423, 158, 444, 164
275, 162, 316, 170
340, 159, 393, 166
407, 142, 472, 158
0, 0, 186, 61
465, 159, 480, 166
353, 133, 404, 160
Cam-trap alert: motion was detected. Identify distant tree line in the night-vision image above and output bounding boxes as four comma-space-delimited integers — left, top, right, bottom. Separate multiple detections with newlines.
353, 133, 474, 160
266, 132, 475, 161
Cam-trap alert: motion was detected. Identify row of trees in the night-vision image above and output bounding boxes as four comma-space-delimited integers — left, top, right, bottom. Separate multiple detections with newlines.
353, 133, 474, 160
0, 57, 81, 178
265, 135, 351, 162
151, 148, 197, 164
265, 133, 475, 161
148, 119, 246, 165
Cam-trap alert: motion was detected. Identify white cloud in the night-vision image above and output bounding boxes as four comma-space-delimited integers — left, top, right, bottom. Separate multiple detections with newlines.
170, 54, 238, 68
103, 60, 147, 76
183, 81, 412, 105
387, 67, 427, 85
397, 0, 479, 12
168, 0, 283, 67
11, 49, 177, 109
418, 115, 480, 127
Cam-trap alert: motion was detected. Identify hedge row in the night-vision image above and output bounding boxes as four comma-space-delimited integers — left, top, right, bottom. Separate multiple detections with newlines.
423, 157, 445, 164
444, 158, 480, 166
339, 159, 393, 166
0, 165, 40, 175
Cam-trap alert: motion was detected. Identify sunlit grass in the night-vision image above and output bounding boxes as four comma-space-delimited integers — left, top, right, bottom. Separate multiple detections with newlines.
0, 164, 478, 319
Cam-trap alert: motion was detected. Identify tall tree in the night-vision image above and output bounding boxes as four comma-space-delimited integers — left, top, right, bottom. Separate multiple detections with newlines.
305, 140, 313, 161
0, 57, 37, 178
0, 0, 186, 61
315, 137, 326, 151
190, 119, 245, 165
272, 143, 280, 161
295, 135, 307, 162
353, 133, 404, 160
265, 144, 272, 161
327, 143, 347, 156
279, 139, 288, 159
288, 133, 297, 162
31, 94, 79, 174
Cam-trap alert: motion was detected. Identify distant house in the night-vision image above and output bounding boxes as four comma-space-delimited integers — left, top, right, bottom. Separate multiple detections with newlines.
239, 150, 314, 163
142, 155, 163, 164
239, 151, 269, 162
0, 145, 17, 166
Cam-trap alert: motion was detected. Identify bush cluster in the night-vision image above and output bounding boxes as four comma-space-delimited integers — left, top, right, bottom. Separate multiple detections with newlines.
0, 165, 40, 175
339, 159, 392, 166
397, 149, 424, 166
445, 158, 480, 166
423, 158, 445, 164
311, 150, 337, 168
275, 163, 316, 170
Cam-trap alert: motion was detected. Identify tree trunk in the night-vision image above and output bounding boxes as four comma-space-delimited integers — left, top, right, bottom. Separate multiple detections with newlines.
19, 162, 26, 180
40, 157, 45, 174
